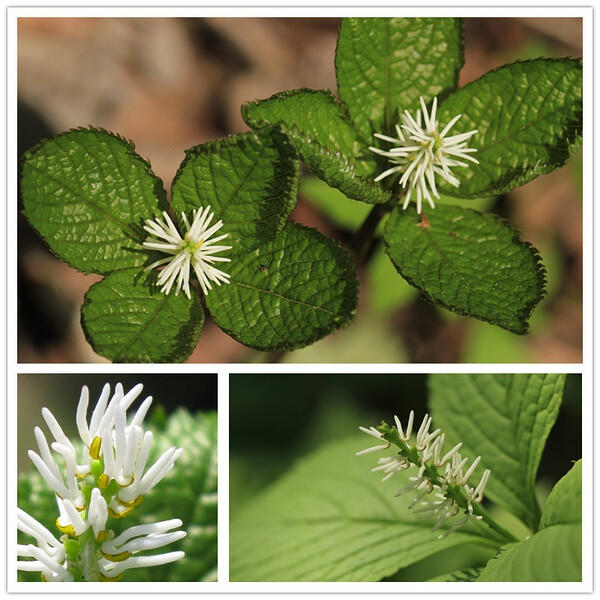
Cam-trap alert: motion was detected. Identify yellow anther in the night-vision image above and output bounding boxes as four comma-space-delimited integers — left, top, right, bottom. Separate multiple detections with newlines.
100, 549, 132, 562
98, 474, 110, 489
108, 505, 134, 519
118, 495, 143, 508
99, 572, 124, 582
89, 437, 102, 460
194, 239, 204, 249
96, 530, 109, 543
116, 475, 134, 488
55, 519, 76, 536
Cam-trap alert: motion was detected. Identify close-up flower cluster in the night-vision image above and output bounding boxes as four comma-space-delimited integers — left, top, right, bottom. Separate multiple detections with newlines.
370, 96, 479, 213
17, 383, 186, 582
358, 410, 491, 538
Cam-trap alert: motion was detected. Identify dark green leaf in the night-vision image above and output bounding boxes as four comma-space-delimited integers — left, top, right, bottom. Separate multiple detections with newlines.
429, 374, 565, 529
21, 127, 166, 274
336, 17, 463, 143
384, 204, 546, 333
206, 222, 357, 351
438, 59, 582, 197
242, 89, 390, 204
81, 269, 203, 363
171, 127, 299, 252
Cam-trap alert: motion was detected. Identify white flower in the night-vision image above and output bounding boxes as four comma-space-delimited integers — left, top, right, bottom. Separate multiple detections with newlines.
18, 383, 187, 581
98, 519, 186, 580
356, 426, 391, 455
143, 207, 232, 298
371, 455, 411, 481
17, 509, 72, 582
370, 96, 479, 213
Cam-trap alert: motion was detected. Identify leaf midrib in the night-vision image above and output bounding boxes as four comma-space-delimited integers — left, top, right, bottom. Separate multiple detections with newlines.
26, 163, 142, 241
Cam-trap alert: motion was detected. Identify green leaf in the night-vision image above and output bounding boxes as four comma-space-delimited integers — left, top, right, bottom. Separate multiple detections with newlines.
171, 127, 299, 252
428, 374, 565, 529
230, 436, 492, 582
21, 127, 166, 274
242, 89, 390, 204
477, 524, 581, 582
384, 204, 546, 333
336, 17, 463, 143
437, 59, 582, 197
206, 222, 357, 351
539, 459, 581, 529
18, 409, 217, 582
81, 269, 203, 363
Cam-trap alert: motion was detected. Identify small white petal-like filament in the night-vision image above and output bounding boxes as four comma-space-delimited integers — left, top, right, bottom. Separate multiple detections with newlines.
143, 207, 232, 299
370, 96, 479, 213
358, 410, 492, 538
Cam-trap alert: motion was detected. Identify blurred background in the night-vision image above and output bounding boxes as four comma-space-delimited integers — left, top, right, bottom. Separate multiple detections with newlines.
229, 372, 581, 580
17, 373, 217, 473
17, 17, 583, 363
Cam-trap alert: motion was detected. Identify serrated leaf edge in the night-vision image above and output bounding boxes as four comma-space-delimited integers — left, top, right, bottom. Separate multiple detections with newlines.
21, 126, 168, 275
383, 206, 547, 334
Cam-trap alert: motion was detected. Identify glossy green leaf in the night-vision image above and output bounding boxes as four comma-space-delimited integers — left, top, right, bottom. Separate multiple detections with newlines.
81, 269, 204, 363
336, 17, 463, 143
437, 58, 582, 197
206, 222, 358, 351
171, 127, 299, 252
21, 127, 166, 274
428, 374, 565, 529
230, 436, 493, 582
242, 89, 390, 204
384, 204, 546, 333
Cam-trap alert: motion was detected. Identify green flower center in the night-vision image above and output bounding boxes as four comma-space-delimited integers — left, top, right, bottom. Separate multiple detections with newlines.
183, 233, 203, 253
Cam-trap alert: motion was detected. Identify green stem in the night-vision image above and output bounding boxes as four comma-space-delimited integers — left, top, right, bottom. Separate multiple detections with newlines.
471, 503, 519, 544
348, 196, 398, 264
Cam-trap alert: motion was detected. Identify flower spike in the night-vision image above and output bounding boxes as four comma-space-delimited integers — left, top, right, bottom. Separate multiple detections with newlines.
18, 383, 187, 581
357, 412, 491, 538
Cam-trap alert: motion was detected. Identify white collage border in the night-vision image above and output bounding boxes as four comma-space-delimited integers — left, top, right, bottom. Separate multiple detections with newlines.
3, 2, 594, 598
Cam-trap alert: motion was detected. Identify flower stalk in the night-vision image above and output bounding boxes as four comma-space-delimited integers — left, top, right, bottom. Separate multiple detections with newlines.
358, 412, 517, 543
